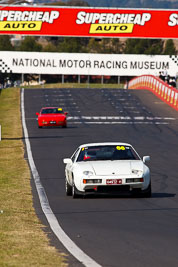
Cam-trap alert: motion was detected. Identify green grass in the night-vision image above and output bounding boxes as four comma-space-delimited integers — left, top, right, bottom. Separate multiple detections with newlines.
22, 82, 125, 89
0, 88, 67, 267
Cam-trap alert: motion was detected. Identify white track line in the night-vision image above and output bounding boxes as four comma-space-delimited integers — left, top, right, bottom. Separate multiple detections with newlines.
68, 122, 169, 125
67, 116, 176, 121
21, 88, 102, 267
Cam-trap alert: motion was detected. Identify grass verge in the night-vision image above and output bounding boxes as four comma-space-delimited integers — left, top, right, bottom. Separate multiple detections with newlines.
22, 82, 125, 89
0, 88, 67, 267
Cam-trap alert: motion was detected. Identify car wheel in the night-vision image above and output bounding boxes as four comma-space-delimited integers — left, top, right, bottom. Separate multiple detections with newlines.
141, 183, 152, 198
132, 183, 152, 198
65, 178, 72, 196
62, 124, 67, 128
38, 126, 42, 128
72, 180, 79, 199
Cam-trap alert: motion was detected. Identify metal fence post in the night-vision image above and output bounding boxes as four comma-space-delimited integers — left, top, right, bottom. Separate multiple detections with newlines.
22, 73, 24, 84
118, 76, 120, 85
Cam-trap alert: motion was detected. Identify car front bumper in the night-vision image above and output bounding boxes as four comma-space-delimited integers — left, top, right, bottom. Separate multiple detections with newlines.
76, 175, 150, 195
39, 121, 66, 126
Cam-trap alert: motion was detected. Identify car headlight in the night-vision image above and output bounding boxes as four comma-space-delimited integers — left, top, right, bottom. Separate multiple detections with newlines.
83, 171, 94, 176
132, 169, 143, 176
126, 178, 144, 183
83, 179, 102, 184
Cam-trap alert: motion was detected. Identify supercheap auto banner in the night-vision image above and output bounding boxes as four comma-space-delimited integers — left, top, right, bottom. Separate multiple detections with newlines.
0, 5, 178, 38
0, 51, 178, 76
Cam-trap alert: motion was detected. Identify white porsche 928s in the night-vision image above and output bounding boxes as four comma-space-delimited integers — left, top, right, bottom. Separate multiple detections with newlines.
63, 142, 151, 198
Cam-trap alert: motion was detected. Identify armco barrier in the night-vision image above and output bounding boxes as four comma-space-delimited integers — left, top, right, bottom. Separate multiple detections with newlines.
128, 75, 178, 111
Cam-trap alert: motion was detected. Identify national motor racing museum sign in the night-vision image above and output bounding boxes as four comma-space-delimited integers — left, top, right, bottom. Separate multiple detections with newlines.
0, 5, 178, 38
0, 51, 177, 76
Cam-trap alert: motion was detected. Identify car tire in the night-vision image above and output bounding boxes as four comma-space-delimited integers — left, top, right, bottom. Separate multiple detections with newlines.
62, 124, 67, 128
72, 180, 79, 199
38, 126, 42, 128
141, 183, 152, 198
132, 183, 152, 198
65, 178, 72, 196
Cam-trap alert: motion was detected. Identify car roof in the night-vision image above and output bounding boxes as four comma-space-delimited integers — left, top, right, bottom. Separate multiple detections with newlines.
79, 142, 131, 148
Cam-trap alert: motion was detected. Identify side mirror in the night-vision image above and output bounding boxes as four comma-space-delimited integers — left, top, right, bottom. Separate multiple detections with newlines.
63, 158, 72, 164
143, 156, 150, 163
64, 112, 68, 115
36, 112, 39, 116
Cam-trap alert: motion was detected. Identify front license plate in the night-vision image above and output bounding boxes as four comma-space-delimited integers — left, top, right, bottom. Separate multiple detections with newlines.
106, 179, 122, 185
50, 121, 56, 124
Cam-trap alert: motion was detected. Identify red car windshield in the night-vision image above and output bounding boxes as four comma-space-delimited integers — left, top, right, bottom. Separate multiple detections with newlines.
41, 108, 64, 114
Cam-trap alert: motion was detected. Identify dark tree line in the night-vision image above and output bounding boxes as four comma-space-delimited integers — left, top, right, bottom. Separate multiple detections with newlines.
0, 35, 176, 55
61, 0, 178, 9
35, 0, 178, 9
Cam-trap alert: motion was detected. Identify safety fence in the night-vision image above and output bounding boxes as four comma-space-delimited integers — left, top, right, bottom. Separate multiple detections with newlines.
128, 75, 178, 111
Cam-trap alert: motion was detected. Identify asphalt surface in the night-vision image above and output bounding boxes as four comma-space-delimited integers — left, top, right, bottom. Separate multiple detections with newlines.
24, 88, 178, 267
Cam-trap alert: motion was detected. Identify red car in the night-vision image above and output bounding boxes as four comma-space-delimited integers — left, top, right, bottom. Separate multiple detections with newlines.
36, 107, 68, 128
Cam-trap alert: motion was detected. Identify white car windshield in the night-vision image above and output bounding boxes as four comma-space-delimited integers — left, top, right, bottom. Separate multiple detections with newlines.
77, 145, 140, 162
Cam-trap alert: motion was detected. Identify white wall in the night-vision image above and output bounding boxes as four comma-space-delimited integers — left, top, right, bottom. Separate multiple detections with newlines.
0, 51, 177, 76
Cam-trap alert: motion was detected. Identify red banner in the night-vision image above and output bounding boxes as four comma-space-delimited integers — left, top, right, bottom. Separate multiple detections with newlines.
0, 5, 178, 38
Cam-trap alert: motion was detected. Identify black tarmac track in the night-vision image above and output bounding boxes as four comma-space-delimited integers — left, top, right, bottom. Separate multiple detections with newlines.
24, 88, 178, 267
